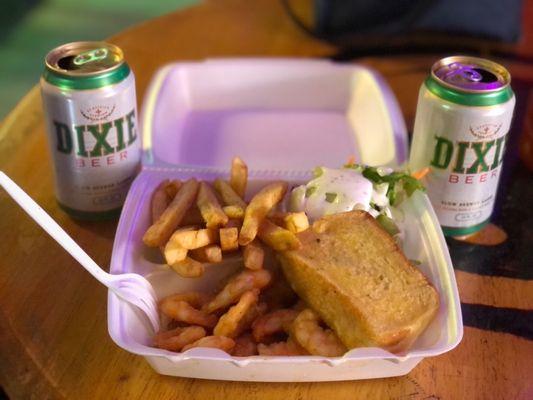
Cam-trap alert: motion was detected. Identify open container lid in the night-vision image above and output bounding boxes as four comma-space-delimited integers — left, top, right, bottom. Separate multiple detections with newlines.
140, 59, 408, 173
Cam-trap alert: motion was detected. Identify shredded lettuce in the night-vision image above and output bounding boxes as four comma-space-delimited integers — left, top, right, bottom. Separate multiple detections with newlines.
376, 214, 400, 236
344, 164, 425, 206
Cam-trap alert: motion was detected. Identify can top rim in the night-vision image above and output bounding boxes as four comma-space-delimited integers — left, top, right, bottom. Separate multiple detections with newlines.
431, 56, 511, 94
45, 41, 124, 77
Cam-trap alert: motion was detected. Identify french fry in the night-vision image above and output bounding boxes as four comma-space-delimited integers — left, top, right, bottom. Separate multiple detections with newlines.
267, 210, 288, 226
257, 219, 301, 251
239, 181, 288, 246
284, 212, 309, 233
164, 241, 188, 265
230, 157, 248, 199
143, 179, 199, 247
220, 227, 239, 252
151, 179, 171, 223
180, 206, 204, 226
214, 178, 247, 208
225, 218, 242, 229
223, 205, 244, 219
169, 228, 218, 250
197, 182, 229, 228
268, 211, 309, 233
243, 240, 264, 270
164, 180, 182, 199
163, 226, 196, 263
168, 256, 204, 278
190, 245, 223, 263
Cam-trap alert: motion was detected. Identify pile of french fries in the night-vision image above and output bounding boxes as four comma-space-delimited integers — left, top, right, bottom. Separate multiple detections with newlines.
143, 157, 309, 278
142, 157, 325, 356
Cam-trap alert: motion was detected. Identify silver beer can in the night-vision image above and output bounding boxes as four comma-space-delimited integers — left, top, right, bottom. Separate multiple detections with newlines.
40, 41, 140, 220
409, 56, 515, 236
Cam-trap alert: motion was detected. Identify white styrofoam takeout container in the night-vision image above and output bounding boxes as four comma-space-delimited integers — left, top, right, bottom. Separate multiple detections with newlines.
108, 59, 463, 381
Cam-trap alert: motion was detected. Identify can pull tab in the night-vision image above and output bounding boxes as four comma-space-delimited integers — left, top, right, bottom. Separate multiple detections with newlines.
445, 62, 483, 82
73, 48, 108, 66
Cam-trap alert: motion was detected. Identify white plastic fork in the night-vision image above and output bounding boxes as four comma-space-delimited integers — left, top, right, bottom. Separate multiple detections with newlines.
0, 171, 160, 332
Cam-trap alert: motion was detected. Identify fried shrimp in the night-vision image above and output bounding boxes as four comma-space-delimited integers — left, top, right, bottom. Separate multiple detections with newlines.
160, 292, 212, 308
203, 269, 272, 314
290, 309, 347, 357
232, 333, 258, 356
251, 309, 299, 342
232, 301, 267, 339
214, 290, 259, 338
160, 294, 218, 328
257, 337, 308, 356
241, 302, 268, 330
182, 335, 235, 353
153, 326, 206, 351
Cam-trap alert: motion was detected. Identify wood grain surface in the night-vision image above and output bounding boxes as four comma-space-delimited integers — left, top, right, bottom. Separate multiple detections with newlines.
0, 1, 532, 399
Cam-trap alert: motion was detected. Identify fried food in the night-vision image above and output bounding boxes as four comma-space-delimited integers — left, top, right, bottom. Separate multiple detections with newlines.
151, 180, 171, 223
257, 219, 301, 251
168, 256, 204, 278
160, 292, 212, 308
214, 178, 247, 208
267, 210, 288, 226
239, 301, 268, 335
163, 233, 189, 264
278, 211, 439, 353
219, 227, 239, 252
224, 219, 242, 229
169, 228, 218, 250
164, 180, 182, 200
251, 309, 299, 343
257, 337, 308, 356
151, 180, 183, 224
239, 181, 288, 246
160, 295, 217, 328
189, 244, 222, 263
232, 333, 258, 356
197, 182, 229, 228
243, 240, 264, 270
214, 290, 259, 338
292, 300, 307, 312
289, 309, 346, 357
222, 205, 245, 219
164, 243, 188, 265
153, 326, 206, 351
230, 157, 248, 198
283, 212, 309, 233
143, 178, 199, 247
203, 269, 272, 314
268, 211, 309, 234
182, 336, 235, 353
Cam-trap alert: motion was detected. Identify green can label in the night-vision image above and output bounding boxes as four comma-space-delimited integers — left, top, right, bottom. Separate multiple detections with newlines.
409, 76, 515, 236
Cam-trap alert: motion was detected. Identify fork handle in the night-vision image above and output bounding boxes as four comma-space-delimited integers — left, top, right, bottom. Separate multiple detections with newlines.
0, 171, 113, 287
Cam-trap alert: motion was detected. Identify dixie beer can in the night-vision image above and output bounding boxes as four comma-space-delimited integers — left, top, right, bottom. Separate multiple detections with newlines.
40, 41, 140, 219
409, 56, 515, 236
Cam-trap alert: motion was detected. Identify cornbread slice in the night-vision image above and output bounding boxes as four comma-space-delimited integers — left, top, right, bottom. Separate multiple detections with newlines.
278, 211, 439, 353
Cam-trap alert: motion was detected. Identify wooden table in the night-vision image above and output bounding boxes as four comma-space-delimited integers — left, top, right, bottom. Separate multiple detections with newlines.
1, 1, 532, 399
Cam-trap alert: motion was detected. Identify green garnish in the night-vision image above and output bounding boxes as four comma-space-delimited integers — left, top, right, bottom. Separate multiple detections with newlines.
325, 192, 338, 203
305, 186, 317, 197
409, 259, 422, 266
345, 164, 425, 206
376, 214, 400, 236
313, 166, 324, 178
